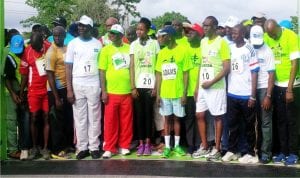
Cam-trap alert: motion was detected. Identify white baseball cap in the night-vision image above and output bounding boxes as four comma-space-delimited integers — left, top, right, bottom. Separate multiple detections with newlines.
109, 24, 124, 34
250, 25, 264, 45
78, 15, 93, 27
224, 16, 240, 28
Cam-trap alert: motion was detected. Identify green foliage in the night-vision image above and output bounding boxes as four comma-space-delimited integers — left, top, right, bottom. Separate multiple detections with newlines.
151, 11, 189, 29
111, 0, 141, 18
290, 16, 298, 34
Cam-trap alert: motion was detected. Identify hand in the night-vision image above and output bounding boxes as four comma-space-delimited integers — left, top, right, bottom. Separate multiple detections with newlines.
12, 93, 22, 104
156, 96, 161, 107
101, 91, 108, 104
286, 92, 294, 103
19, 91, 24, 102
67, 90, 75, 104
248, 98, 255, 108
261, 96, 271, 110
55, 97, 63, 110
181, 96, 187, 106
201, 81, 213, 89
131, 88, 139, 99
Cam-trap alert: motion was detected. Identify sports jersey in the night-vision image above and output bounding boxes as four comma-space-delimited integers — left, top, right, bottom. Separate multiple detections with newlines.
65, 37, 102, 87
19, 42, 51, 94
187, 46, 201, 96
98, 43, 131, 94
47, 32, 74, 46
176, 36, 189, 46
200, 36, 230, 89
254, 44, 275, 89
228, 43, 259, 98
155, 44, 192, 98
130, 38, 160, 89
264, 28, 300, 86
45, 43, 67, 89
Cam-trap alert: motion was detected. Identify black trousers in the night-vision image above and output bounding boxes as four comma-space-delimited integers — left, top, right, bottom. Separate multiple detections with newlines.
133, 88, 154, 141
273, 86, 299, 155
227, 96, 256, 155
184, 96, 199, 148
48, 88, 74, 153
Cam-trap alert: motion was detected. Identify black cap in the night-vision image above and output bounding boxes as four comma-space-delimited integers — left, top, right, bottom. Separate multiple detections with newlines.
53, 17, 67, 27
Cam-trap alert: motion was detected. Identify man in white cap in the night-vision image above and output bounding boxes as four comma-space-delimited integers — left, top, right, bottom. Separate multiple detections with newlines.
224, 16, 240, 46
65, 15, 102, 160
99, 24, 133, 159
250, 25, 275, 164
251, 12, 267, 28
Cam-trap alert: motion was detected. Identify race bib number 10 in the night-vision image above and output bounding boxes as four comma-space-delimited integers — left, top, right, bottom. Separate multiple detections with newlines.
200, 67, 214, 82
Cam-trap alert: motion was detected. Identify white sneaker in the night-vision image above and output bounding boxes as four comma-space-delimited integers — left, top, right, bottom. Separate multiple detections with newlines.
192, 146, 210, 159
102, 151, 112, 159
222, 151, 239, 162
20, 150, 28, 160
119, 148, 130, 155
238, 154, 259, 164
206, 147, 222, 161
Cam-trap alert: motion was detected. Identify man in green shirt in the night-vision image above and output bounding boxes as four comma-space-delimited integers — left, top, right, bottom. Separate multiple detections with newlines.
155, 25, 192, 158
264, 19, 300, 166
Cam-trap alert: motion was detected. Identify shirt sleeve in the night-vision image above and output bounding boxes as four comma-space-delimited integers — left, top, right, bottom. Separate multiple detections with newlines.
45, 46, 56, 71
4, 56, 16, 80
129, 41, 135, 55
249, 45, 260, 72
65, 41, 74, 64
220, 39, 231, 61
183, 49, 193, 72
19, 48, 29, 75
288, 30, 300, 60
155, 51, 163, 72
266, 46, 275, 72
155, 40, 160, 55
98, 46, 108, 70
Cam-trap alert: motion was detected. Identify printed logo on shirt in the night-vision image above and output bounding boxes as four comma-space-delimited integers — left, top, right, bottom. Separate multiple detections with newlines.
94, 48, 99, 53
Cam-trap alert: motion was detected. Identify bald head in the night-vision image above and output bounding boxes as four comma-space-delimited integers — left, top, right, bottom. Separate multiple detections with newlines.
265, 19, 282, 40
53, 26, 66, 46
105, 17, 119, 30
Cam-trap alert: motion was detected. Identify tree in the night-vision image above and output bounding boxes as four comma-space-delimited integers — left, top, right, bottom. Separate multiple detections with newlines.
110, 0, 141, 26
151, 11, 189, 29
21, 0, 75, 28
290, 16, 298, 34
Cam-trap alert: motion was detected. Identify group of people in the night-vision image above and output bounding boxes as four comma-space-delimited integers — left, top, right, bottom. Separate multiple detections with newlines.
2, 12, 300, 166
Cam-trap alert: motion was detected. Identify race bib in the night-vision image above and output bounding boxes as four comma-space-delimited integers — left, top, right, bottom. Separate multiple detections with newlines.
162, 63, 177, 80
200, 67, 214, 82
137, 73, 155, 89
79, 60, 97, 76
231, 59, 244, 73
35, 57, 46, 76
112, 53, 130, 70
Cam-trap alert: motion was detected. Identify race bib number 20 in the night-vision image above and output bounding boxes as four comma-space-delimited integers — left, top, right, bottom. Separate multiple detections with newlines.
137, 73, 155, 89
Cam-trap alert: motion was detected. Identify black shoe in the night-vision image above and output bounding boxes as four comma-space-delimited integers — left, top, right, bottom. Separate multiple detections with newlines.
91, 150, 100, 159
76, 150, 90, 160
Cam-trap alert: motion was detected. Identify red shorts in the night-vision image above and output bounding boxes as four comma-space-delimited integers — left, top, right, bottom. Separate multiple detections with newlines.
28, 93, 49, 113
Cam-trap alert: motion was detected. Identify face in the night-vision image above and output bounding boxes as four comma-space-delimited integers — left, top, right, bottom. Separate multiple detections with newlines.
126, 28, 137, 43
202, 18, 215, 37
231, 27, 243, 43
31, 33, 44, 52
172, 21, 183, 35
105, 19, 115, 31
187, 30, 199, 42
158, 34, 169, 46
78, 23, 92, 38
109, 32, 123, 43
136, 23, 148, 38
53, 29, 66, 47
254, 18, 266, 28
266, 27, 280, 40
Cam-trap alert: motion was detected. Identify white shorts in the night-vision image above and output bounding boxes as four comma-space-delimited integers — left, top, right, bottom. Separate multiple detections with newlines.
196, 88, 226, 116
159, 98, 185, 117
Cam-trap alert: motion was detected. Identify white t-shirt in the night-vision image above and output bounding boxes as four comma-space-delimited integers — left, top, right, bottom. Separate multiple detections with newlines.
254, 44, 275, 89
65, 37, 102, 86
228, 43, 259, 98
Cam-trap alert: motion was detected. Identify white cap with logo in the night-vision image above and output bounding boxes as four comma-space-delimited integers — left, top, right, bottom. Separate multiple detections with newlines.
109, 24, 124, 34
250, 25, 264, 45
224, 16, 240, 28
78, 15, 93, 27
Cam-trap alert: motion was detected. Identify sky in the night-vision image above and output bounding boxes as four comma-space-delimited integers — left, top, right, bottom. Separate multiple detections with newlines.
4, 0, 299, 31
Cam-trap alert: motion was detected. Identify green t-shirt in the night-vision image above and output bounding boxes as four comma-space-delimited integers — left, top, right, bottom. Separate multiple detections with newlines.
130, 38, 160, 89
264, 28, 300, 86
155, 44, 192, 98
187, 46, 201, 96
200, 36, 230, 89
176, 36, 189, 46
98, 43, 131, 94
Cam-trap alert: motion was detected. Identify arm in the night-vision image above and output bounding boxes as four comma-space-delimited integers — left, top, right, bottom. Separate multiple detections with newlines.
19, 74, 28, 101
100, 69, 108, 104
194, 66, 200, 101
202, 60, 230, 89
155, 71, 162, 107
286, 59, 298, 103
65, 63, 75, 104
262, 72, 274, 110
47, 71, 62, 109
248, 72, 258, 108
181, 71, 189, 105
129, 54, 138, 98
